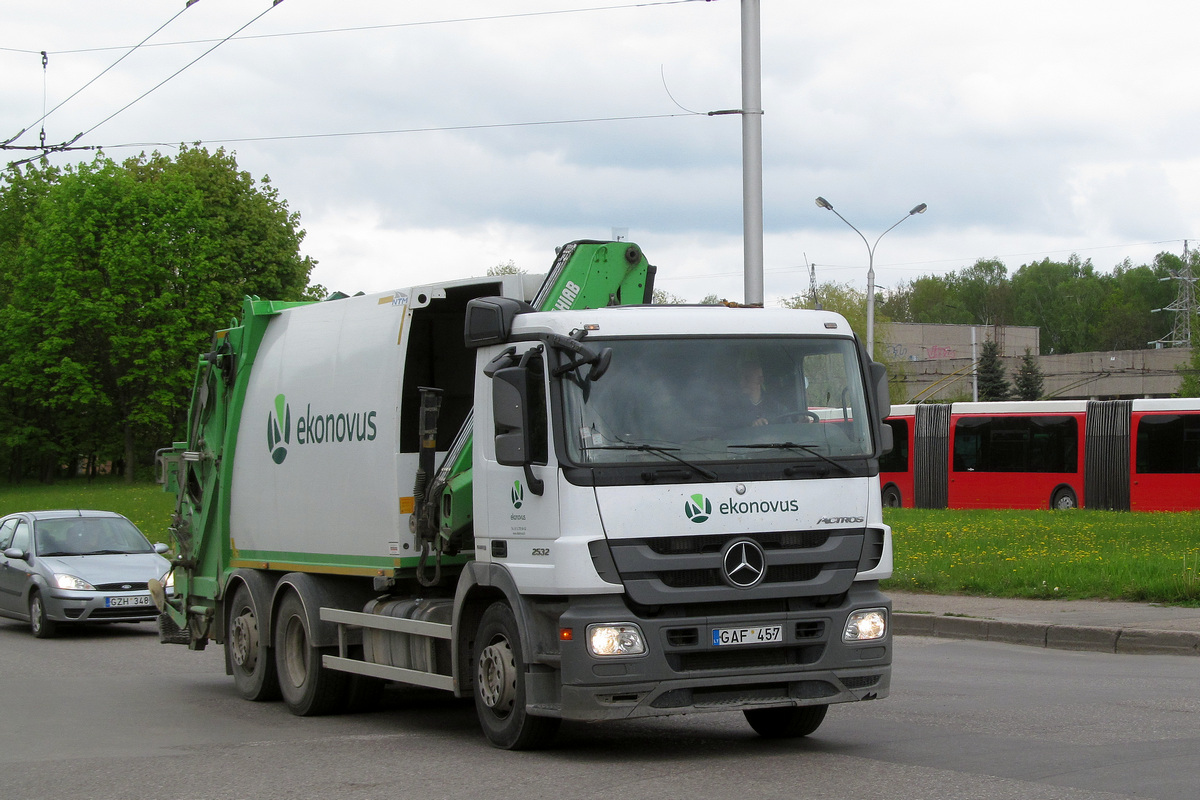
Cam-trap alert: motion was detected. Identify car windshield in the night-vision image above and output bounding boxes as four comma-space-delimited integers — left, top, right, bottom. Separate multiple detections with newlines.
560, 336, 875, 467
34, 517, 153, 556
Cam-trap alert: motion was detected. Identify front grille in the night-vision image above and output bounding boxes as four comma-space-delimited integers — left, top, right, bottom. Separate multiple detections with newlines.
651, 680, 838, 709
842, 674, 881, 689
607, 528, 865, 606
94, 582, 150, 592
88, 607, 157, 620
672, 644, 824, 672
647, 530, 831, 555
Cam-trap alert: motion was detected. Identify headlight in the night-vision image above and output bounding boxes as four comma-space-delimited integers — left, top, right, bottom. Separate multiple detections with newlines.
162, 569, 175, 589
54, 573, 96, 591
843, 608, 888, 642
587, 623, 647, 657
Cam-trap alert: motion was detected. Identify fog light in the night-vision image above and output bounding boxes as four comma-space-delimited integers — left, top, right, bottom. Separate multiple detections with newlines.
843, 608, 888, 642
587, 623, 646, 656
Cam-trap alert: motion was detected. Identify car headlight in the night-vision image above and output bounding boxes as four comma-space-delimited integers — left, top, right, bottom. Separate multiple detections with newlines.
162, 569, 175, 590
843, 608, 888, 642
54, 573, 96, 591
587, 623, 647, 657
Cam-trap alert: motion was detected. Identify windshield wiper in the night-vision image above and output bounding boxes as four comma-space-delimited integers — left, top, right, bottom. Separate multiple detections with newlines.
584, 443, 718, 481
78, 549, 132, 556
728, 442, 855, 476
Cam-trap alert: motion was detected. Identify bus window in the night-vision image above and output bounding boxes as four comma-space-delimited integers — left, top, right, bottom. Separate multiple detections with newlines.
1136, 414, 1200, 474
880, 419, 909, 473
953, 415, 1077, 473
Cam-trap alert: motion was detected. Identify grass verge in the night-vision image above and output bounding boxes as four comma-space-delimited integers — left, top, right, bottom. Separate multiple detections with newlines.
0, 479, 175, 545
5, 482, 1198, 605
883, 508, 1200, 605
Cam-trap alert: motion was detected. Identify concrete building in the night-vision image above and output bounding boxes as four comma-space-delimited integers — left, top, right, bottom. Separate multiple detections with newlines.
885, 323, 1191, 402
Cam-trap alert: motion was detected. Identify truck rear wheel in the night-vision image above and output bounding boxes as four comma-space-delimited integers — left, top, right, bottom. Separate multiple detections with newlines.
273, 591, 347, 716
227, 584, 279, 701
473, 602, 560, 750
744, 704, 828, 738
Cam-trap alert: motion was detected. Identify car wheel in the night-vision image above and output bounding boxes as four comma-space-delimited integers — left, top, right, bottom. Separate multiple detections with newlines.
273, 591, 347, 716
473, 602, 560, 750
881, 485, 902, 508
1051, 487, 1077, 510
744, 704, 828, 738
227, 584, 280, 701
29, 591, 57, 639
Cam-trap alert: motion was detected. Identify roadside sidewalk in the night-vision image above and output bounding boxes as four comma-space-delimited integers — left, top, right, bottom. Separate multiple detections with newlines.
890, 591, 1200, 656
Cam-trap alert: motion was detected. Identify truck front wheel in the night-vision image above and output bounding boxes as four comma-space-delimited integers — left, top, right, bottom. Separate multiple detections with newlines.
227, 584, 279, 701
744, 704, 828, 738
473, 602, 560, 750
273, 591, 347, 716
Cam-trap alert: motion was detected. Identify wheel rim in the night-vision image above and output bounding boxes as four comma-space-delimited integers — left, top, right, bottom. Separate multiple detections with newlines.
281, 615, 309, 689
30, 596, 43, 634
230, 609, 259, 670
477, 636, 517, 716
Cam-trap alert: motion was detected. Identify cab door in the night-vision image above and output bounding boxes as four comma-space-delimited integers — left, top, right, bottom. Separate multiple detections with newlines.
0, 518, 29, 615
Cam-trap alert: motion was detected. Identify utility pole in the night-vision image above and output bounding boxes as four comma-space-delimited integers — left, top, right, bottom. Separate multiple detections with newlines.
1151, 240, 1197, 348
740, 0, 764, 307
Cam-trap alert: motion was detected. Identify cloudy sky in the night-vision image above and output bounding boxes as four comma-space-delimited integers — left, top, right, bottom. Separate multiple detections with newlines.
4, 0, 1198, 305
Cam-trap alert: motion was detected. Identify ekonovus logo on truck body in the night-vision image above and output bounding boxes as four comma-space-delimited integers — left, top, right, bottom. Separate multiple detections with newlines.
684, 492, 804, 523
267, 393, 379, 465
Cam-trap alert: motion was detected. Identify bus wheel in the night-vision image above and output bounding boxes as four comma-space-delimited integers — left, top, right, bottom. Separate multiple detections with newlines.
881, 485, 902, 508
473, 602, 560, 750
1051, 487, 1078, 510
227, 583, 280, 701
273, 591, 347, 716
744, 704, 828, 738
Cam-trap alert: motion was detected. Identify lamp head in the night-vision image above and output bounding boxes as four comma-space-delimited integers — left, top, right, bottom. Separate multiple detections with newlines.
815, 196, 833, 211
910, 203, 927, 215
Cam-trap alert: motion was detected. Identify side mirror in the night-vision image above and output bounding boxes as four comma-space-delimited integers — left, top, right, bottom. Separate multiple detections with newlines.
879, 424, 894, 456
3, 547, 28, 561
465, 297, 535, 348
869, 361, 891, 419
154, 543, 170, 555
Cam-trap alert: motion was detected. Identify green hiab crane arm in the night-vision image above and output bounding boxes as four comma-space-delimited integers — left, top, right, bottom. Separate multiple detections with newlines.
410, 241, 655, 584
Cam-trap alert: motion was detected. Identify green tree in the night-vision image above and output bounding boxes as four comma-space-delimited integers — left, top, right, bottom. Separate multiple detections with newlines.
1009, 256, 1107, 354
652, 289, 688, 304
976, 339, 1011, 401
1180, 346, 1200, 398
487, 260, 523, 276
0, 146, 316, 482
1014, 347, 1044, 401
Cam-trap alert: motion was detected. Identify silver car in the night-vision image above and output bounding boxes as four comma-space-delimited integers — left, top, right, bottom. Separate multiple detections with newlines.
0, 510, 173, 638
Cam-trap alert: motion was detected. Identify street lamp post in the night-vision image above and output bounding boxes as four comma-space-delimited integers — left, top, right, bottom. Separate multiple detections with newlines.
815, 197, 927, 358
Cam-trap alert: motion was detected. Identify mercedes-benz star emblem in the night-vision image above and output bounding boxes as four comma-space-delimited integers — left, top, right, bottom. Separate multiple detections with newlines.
722, 538, 767, 589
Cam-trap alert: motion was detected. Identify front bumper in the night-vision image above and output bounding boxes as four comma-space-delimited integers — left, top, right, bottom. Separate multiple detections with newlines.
545, 583, 891, 721
44, 589, 167, 624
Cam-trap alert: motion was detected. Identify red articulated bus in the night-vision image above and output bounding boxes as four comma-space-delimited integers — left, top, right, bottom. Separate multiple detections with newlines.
880, 399, 1200, 512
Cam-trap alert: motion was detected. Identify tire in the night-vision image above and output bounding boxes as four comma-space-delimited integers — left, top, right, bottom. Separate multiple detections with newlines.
473, 602, 560, 750
227, 584, 280, 701
29, 591, 57, 639
1051, 487, 1077, 510
744, 704, 828, 738
881, 485, 902, 508
273, 591, 347, 716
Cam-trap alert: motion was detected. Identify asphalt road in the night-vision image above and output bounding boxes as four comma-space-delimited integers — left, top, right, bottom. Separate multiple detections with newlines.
1, 618, 1197, 800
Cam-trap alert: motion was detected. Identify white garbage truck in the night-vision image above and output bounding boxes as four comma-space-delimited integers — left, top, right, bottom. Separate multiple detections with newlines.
156, 241, 894, 749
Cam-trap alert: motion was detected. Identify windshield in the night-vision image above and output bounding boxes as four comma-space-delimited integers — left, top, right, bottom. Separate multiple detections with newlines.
561, 336, 875, 467
34, 517, 154, 556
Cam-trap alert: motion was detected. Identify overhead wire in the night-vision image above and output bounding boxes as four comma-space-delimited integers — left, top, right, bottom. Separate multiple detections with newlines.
10, 1, 198, 147
78, 0, 288, 141
32, 1, 711, 56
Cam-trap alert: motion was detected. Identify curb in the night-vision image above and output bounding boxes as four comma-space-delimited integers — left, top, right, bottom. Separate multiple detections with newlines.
893, 612, 1200, 656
